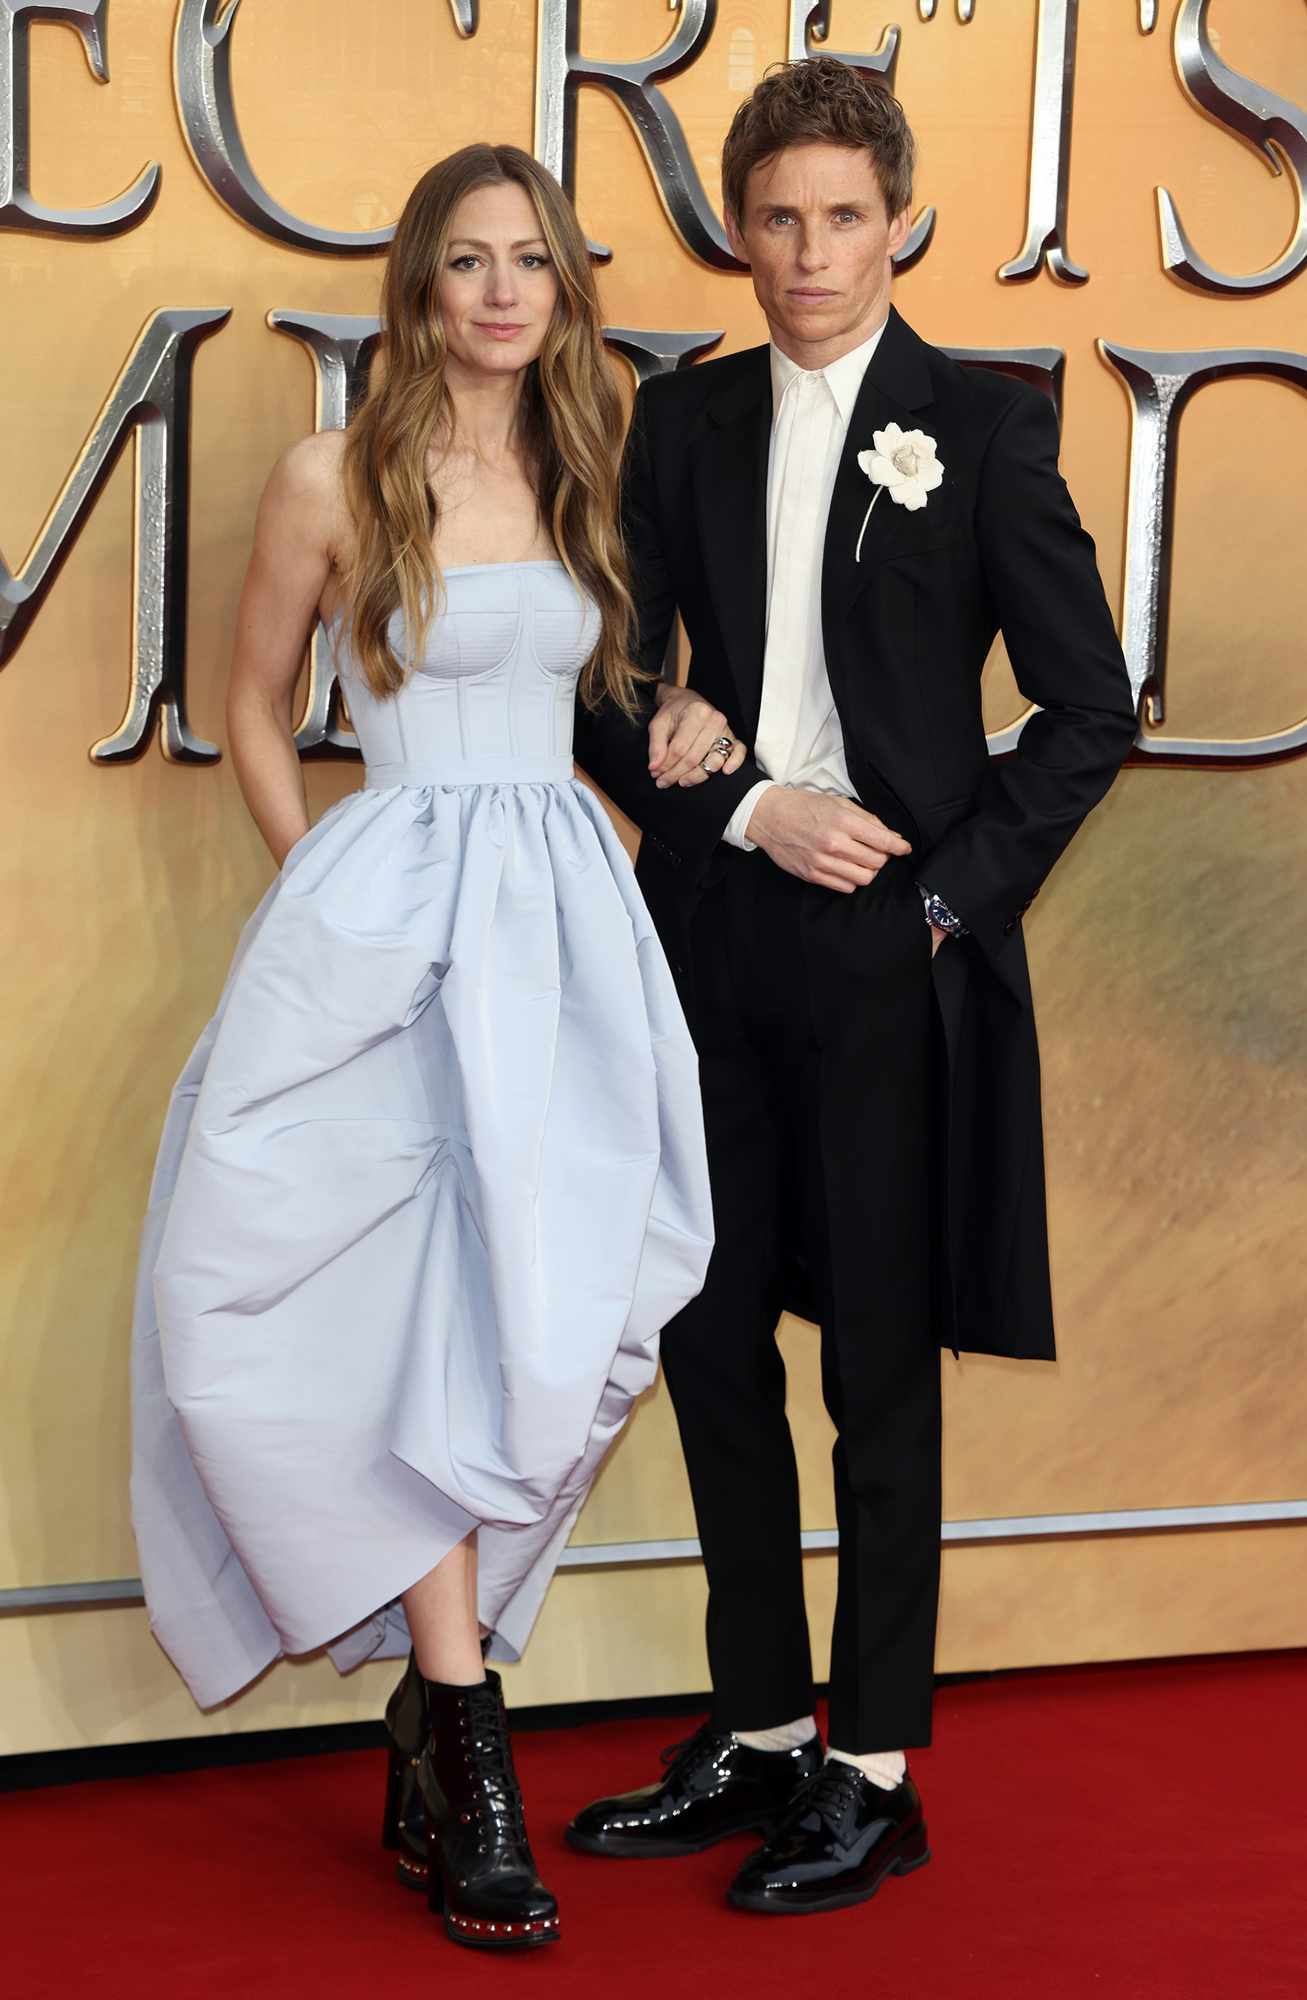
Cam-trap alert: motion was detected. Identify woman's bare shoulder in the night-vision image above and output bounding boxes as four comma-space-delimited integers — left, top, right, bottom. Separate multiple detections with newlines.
253, 433, 352, 574
266, 428, 348, 509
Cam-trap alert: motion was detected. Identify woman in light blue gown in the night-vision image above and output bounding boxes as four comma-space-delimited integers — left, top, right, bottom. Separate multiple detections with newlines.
129, 144, 745, 1951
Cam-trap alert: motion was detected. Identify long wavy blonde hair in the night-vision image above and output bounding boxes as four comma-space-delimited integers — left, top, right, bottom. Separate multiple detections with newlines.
342, 144, 643, 715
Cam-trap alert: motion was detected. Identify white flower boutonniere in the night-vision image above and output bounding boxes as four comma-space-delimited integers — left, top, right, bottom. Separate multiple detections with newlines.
854, 425, 945, 562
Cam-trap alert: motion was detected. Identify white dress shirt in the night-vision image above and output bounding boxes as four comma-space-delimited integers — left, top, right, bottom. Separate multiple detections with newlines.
724, 321, 887, 850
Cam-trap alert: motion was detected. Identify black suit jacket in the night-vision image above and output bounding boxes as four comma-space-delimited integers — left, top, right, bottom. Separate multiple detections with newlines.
575, 306, 1137, 1359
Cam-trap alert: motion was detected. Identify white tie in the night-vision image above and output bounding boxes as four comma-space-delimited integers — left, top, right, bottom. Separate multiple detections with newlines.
759, 367, 833, 784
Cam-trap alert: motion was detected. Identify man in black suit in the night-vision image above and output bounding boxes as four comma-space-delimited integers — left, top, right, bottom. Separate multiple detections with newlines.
570, 56, 1136, 1916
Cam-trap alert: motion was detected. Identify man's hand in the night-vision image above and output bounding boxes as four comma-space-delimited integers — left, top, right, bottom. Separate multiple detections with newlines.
648, 682, 749, 789
746, 786, 912, 894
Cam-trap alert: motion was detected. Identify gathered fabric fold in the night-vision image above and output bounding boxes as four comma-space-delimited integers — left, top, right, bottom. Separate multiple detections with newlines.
131, 776, 712, 1709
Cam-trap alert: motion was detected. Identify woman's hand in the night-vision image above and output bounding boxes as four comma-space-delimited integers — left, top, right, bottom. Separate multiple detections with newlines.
648, 682, 749, 789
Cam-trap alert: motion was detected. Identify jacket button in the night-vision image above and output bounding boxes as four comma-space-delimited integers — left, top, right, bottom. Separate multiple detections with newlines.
1003, 919, 1017, 935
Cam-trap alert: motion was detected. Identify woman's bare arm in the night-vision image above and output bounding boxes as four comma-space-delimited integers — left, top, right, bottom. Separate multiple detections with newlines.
226, 433, 343, 865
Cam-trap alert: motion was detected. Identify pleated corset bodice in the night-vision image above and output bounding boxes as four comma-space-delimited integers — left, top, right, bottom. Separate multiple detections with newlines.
332, 561, 601, 786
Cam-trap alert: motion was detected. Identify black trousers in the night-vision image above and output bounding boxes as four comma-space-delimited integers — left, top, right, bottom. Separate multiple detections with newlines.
660, 845, 943, 1753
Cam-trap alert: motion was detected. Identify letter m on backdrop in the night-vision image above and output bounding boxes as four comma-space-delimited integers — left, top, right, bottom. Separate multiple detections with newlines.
0, 308, 228, 761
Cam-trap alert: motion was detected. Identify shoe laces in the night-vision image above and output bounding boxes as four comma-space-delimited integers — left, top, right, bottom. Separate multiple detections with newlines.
774, 1759, 865, 1837
658, 1721, 729, 1783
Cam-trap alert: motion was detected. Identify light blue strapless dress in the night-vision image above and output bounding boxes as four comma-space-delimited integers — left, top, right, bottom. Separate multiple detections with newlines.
130, 563, 712, 1708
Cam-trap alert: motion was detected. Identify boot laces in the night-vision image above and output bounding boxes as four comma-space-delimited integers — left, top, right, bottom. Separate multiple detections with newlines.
462, 1695, 528, 1843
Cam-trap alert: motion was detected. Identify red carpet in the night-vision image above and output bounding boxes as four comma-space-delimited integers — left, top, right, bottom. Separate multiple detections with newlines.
5, 1652, 1304, 1999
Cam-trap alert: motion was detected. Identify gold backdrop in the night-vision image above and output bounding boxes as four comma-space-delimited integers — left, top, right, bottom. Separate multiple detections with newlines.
3, 1, 1305, 1753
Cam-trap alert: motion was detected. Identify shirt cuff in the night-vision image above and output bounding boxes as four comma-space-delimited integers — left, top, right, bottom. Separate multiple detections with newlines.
723, 780, 775, 852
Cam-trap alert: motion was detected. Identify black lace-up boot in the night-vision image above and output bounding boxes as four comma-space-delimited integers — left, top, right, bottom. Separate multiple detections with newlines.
380, 1650, 429, 1891
419, 1672, 559, 1950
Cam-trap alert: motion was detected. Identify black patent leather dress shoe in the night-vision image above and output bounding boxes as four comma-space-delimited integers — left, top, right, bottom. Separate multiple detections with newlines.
567, 1722, 825, 1858
728, 1762, 930, 1915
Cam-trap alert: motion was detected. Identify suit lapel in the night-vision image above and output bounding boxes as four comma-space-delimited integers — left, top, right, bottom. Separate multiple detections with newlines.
693, 346, 771, 739
821, 307, 940, 638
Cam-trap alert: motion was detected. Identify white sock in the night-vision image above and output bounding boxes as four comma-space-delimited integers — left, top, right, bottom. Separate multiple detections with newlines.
828, 1746, 906, 1791
732, 1715, 818, 1753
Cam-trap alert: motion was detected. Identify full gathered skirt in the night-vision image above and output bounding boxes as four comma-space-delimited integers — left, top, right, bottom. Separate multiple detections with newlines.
130, 776, 712, 1708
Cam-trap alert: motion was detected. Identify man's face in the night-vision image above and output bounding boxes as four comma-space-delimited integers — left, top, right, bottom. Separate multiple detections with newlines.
726, 142, 910, 367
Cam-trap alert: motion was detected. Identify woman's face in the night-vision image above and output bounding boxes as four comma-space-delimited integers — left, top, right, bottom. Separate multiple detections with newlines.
437, 179, 561, 383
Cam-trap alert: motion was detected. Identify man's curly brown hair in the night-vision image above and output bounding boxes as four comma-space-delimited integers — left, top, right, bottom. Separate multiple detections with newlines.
721, 56, 915, 226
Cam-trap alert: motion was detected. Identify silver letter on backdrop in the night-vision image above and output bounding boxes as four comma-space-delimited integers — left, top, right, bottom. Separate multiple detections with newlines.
787, 4, 897, 72
917, 4, 1153, 25
269, 313, 385, 755
1100, 341, 1307, 765
534, 0, 741, 269
176, 0, 410, 253
0, 309, 229, 762
603, 326, 723, 387
1157, 0, 1307, 297
999, 0, 1088, 284
0, 0, 159, 234
788, 5, 934, 270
